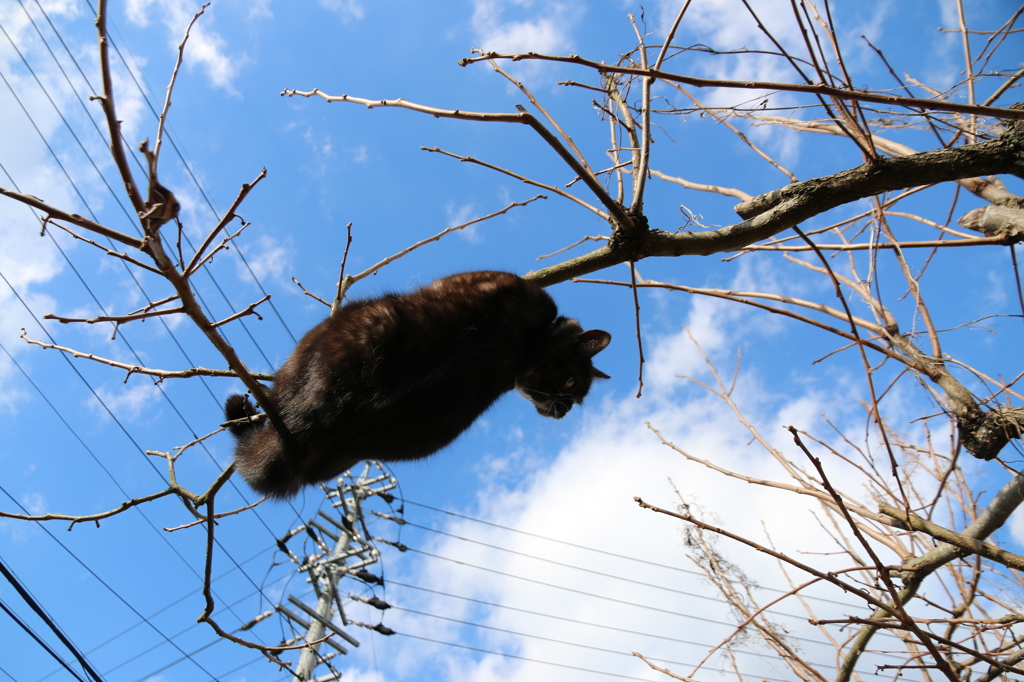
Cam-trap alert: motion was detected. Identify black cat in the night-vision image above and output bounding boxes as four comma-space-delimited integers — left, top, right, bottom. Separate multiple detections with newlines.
225, 271, 611, 498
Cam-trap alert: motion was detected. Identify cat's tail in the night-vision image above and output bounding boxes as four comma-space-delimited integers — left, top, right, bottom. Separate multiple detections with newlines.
225, 394, 260, 435
224, 394, 302, 499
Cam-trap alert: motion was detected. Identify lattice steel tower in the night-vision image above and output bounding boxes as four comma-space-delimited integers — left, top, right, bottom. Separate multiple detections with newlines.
246, 461, 400, 681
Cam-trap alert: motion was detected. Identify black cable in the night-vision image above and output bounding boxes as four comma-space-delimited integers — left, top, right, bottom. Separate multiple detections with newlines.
402, 544, 846, 649
18, 0, 309, 532
81, 0, 298, 347
392, 602, 746, 668
0, 598, 88, 682
0, 559, 103, 682
383, 582, 893, 673
0, 598, 87, 682
0, 484, 218, 679
393, 630, 779, 682
402, 517, 818, 619
387, 577, 884, 663
403, 498, 873, 610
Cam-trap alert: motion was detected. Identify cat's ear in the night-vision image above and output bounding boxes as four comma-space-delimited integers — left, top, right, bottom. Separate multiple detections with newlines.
576, 329, 611, 357
592, 367, 611, 380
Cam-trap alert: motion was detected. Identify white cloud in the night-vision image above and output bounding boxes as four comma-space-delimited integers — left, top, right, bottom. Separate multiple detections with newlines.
469, 0, 583, 83
651, 0, 806, 158
304, 127, 334, 158
235, 233, 293, 283
471, 0, 580, 54
447, 202, 484, 243
125, 0, 156, 26
125, 0, 246, 91
0, 16, 91, 405
248, 0, 273, 20
0, 351, 29, 415
89, 380, 160, 422
363, 261, 922, 682
318, 0, 364, 22
20, 492, 47, 515
1011, 502, 1024, 547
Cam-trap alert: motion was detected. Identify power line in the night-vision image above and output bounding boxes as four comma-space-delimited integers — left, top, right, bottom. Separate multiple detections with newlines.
392, 602, 758, 669
401, 544, 850, 651
12, 0, 310, 532
403, 499, 873, 610
0, 18, 293, 622
400, 517, 819, 620
388, 578, 845, 662
0, 538, 104, 681
0, 333, 287, 679
392, 629, 794, 682
0, 484, 218, 679
0, 596, 90, 682
96, 552, 286, 679
384, 581, 895, 673
0, 323, 223, 677
80, 0, 298, 347
0, 269, 269, 617
394, 630, 656, 681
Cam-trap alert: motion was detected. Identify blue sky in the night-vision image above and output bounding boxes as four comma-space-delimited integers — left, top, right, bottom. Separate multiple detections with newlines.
1, 0, 1023, 681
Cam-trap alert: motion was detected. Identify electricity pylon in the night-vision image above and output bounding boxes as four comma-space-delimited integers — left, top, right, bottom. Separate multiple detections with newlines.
268, 461, 399, 681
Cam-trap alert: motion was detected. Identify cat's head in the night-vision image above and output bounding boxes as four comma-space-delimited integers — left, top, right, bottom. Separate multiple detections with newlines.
516, 317, 611, 419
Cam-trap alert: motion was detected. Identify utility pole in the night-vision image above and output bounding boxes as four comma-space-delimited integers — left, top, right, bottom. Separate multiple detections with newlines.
266, 461, 398, 681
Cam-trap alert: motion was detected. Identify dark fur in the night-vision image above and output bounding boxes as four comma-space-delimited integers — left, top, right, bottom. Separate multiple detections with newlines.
225, 271, 611, 498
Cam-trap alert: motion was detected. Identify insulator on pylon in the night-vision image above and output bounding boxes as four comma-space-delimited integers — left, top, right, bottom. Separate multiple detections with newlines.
366, 597, 391, 610
353, 569, 382, 585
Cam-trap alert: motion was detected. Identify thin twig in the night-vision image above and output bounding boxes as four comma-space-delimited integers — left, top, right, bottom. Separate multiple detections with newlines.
629, 262, 644, 397
348, 196, 546, 285
535, 235, 608, 261
332, 221, 354, 313
184, 169, 267, 277
282, 88, 635, 231
47, 222, 163, 274
152, 3, 208, 171
21, 332, 272, 382
0, 489, 176, 529
459, 51, 1024, 120
293, 277, 331, 308
422, 147, 605, 219
44, 307, 185, 325
164, 498, 266, 532
211, 295, 270, 329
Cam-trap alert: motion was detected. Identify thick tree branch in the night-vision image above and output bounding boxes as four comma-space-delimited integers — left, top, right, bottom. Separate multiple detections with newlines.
95, 0, 145, 216
0, 186, 144, 249
879, 502, 1024, 571
525, 112, 1024, 286
838, 471, 1024, 680
737, 123, 1024, 218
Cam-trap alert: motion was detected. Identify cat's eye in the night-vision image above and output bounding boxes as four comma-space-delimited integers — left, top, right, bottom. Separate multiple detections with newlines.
564, 377, 576, 388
